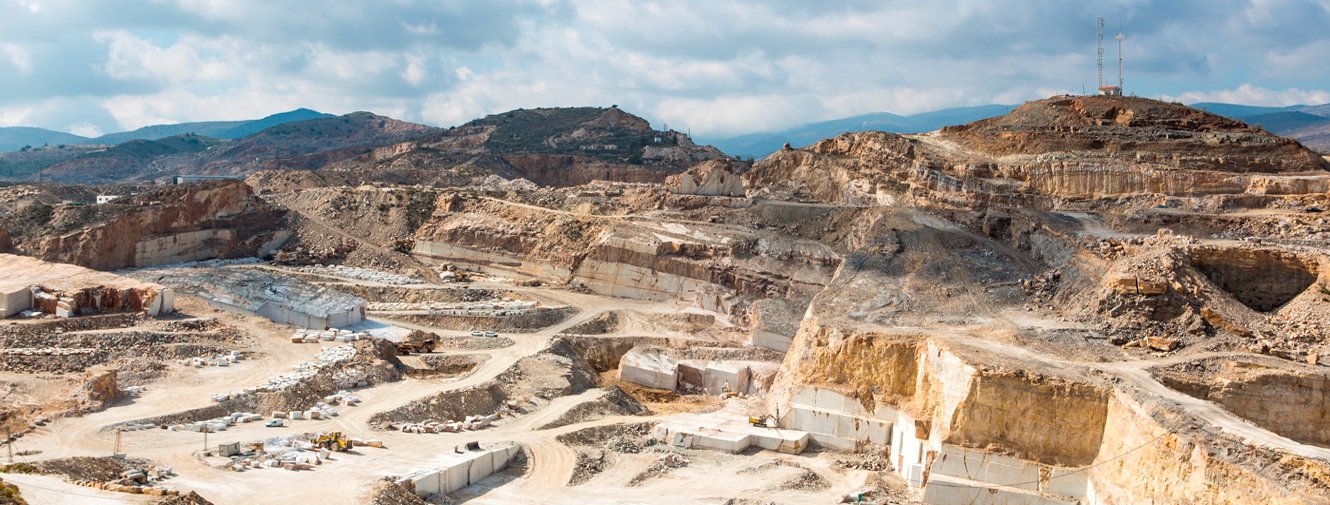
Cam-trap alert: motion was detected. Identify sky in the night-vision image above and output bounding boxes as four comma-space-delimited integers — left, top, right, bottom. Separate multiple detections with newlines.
1, 0, 1328, 139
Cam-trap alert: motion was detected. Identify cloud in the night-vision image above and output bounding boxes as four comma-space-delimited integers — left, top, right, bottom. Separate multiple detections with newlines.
1163, 84, 1330, 106
1, 0, 1329, 137
65, 121, 101, 137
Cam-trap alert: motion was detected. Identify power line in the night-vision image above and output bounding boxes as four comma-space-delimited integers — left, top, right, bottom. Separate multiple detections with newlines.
6, 477, 162, 502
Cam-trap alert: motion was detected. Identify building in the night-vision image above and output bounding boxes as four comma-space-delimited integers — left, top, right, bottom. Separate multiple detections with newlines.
1098, 86, 1122, 96
95, 195, 122, 204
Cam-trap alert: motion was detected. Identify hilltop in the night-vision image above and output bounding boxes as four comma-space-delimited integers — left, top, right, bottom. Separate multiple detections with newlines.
305, 106, 726, 187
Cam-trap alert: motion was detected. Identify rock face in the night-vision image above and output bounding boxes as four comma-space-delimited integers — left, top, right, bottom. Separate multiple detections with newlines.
666, 159, 747, 197
0, 224, 10, 252
10, 181, 287, 270
746, 96, 1330, 208
412, 195, 839, 317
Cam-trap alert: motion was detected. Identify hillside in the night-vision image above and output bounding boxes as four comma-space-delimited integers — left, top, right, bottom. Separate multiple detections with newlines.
92, 108, 333, 144
703, 104, 1016, 158
1193, 102, 1330, 152
0, 127, 91, 152
35, 134, 224, 183
25, 112, 435, 183
311, 106, 726, 187
749, 95, 1330, 207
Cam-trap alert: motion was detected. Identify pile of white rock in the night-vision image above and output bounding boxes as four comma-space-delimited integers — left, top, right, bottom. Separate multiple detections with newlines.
168, 412, 265, 432
212, 345, 358, 402
0, 347, 97, 356
395, 413, 499, 434
297, 264, 421, 285
179, 351, 243, 368
290, 328, 367, 344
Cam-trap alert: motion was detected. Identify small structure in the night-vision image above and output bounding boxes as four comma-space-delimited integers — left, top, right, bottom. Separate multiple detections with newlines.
0, 254, 174, 318
95, 195, 122, 205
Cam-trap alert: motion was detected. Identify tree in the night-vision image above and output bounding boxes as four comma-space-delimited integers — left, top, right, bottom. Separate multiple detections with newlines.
19, 145, 31, 152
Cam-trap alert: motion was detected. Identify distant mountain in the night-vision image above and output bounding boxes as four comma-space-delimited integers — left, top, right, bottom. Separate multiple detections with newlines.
0, 127, 91, 152
1195, 103, 1330, 153
35, 134, 224, 183
24, 112, 437, 184
1241, 111, 1330, 134
92, 120, 246, 145
92, 108, 334, 145
212, 108, 335, 139
1190, 102, 1297, 118
703, 104, 1018, 159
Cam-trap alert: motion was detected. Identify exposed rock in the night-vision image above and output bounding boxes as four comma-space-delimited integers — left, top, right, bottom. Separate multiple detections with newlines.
666, 158, 747, 197
5, 181, 286, 270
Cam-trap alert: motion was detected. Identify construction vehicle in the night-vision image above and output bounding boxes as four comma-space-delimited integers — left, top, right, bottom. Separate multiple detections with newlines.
748, 415, 777, 428
393, 331, 438, 355
309, 431, 354, 452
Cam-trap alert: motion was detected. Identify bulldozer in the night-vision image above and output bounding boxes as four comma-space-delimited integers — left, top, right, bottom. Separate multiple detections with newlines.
309, 431, 354, 452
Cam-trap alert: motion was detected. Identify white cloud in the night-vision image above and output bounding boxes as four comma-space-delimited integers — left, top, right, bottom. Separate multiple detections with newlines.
2, 43, 31, 75
96, 31, 234, 84
0, 105, 33, 127
1164, 84, 1330, 106
5, 0, 1330, 138
66, 121, 102, 137
401, 55, 427, 86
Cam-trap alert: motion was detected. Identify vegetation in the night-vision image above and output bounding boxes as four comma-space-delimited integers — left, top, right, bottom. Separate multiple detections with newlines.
0, 477, 28, 505
471, 107, 674, 165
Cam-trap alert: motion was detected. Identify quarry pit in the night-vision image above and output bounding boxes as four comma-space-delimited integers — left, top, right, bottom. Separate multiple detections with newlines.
1, 97, 1329, 504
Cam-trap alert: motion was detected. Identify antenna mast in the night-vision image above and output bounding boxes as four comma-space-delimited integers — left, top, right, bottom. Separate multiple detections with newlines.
1115, 32, 1126, 93
1096, 17, 1105, 90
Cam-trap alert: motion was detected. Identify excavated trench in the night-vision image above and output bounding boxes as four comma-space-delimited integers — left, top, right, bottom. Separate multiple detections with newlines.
1153, 357, 1330, 448
774, 324, 1330, 504
1188, 247, 1318, 312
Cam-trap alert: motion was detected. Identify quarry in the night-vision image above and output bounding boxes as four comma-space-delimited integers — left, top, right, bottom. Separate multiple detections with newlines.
1, 97, 1329, 505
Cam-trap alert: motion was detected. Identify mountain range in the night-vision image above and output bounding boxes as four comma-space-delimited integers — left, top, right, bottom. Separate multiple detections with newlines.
0, 108, 332, 152
701, 101, 1330, 158
1, 98, 1326, 184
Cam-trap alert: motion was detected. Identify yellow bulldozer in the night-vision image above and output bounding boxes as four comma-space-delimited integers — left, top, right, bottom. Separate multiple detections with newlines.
309, 431, 354, 452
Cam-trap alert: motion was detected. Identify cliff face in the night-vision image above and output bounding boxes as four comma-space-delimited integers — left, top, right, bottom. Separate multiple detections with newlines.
746, 96, 1330, 208
12, 181, 287, 270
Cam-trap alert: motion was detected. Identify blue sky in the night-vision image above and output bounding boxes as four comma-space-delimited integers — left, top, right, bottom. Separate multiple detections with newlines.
1, 0, 1328, 137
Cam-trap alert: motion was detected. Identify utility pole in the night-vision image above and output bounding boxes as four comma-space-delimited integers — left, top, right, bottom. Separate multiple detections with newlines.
113, 429, 122, 456
6, 427, 12, 464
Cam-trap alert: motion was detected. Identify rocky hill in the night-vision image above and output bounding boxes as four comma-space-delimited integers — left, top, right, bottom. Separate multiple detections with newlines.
747, 95, 1330, 208
0, 180, 286, 269
34, 134, 224, 183
25, 113, 437, 184
316, 106, 726, 187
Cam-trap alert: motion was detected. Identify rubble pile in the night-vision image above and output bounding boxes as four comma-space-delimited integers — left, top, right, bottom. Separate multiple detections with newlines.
390, 413, 500, 434
295, 264, 422, 285
289, 328, 367, 344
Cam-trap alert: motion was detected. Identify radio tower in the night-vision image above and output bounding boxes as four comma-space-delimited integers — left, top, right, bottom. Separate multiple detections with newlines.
1115, 32, 1126, 93
1095, 17, 1122, 96
1096, 17, 1105, 90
